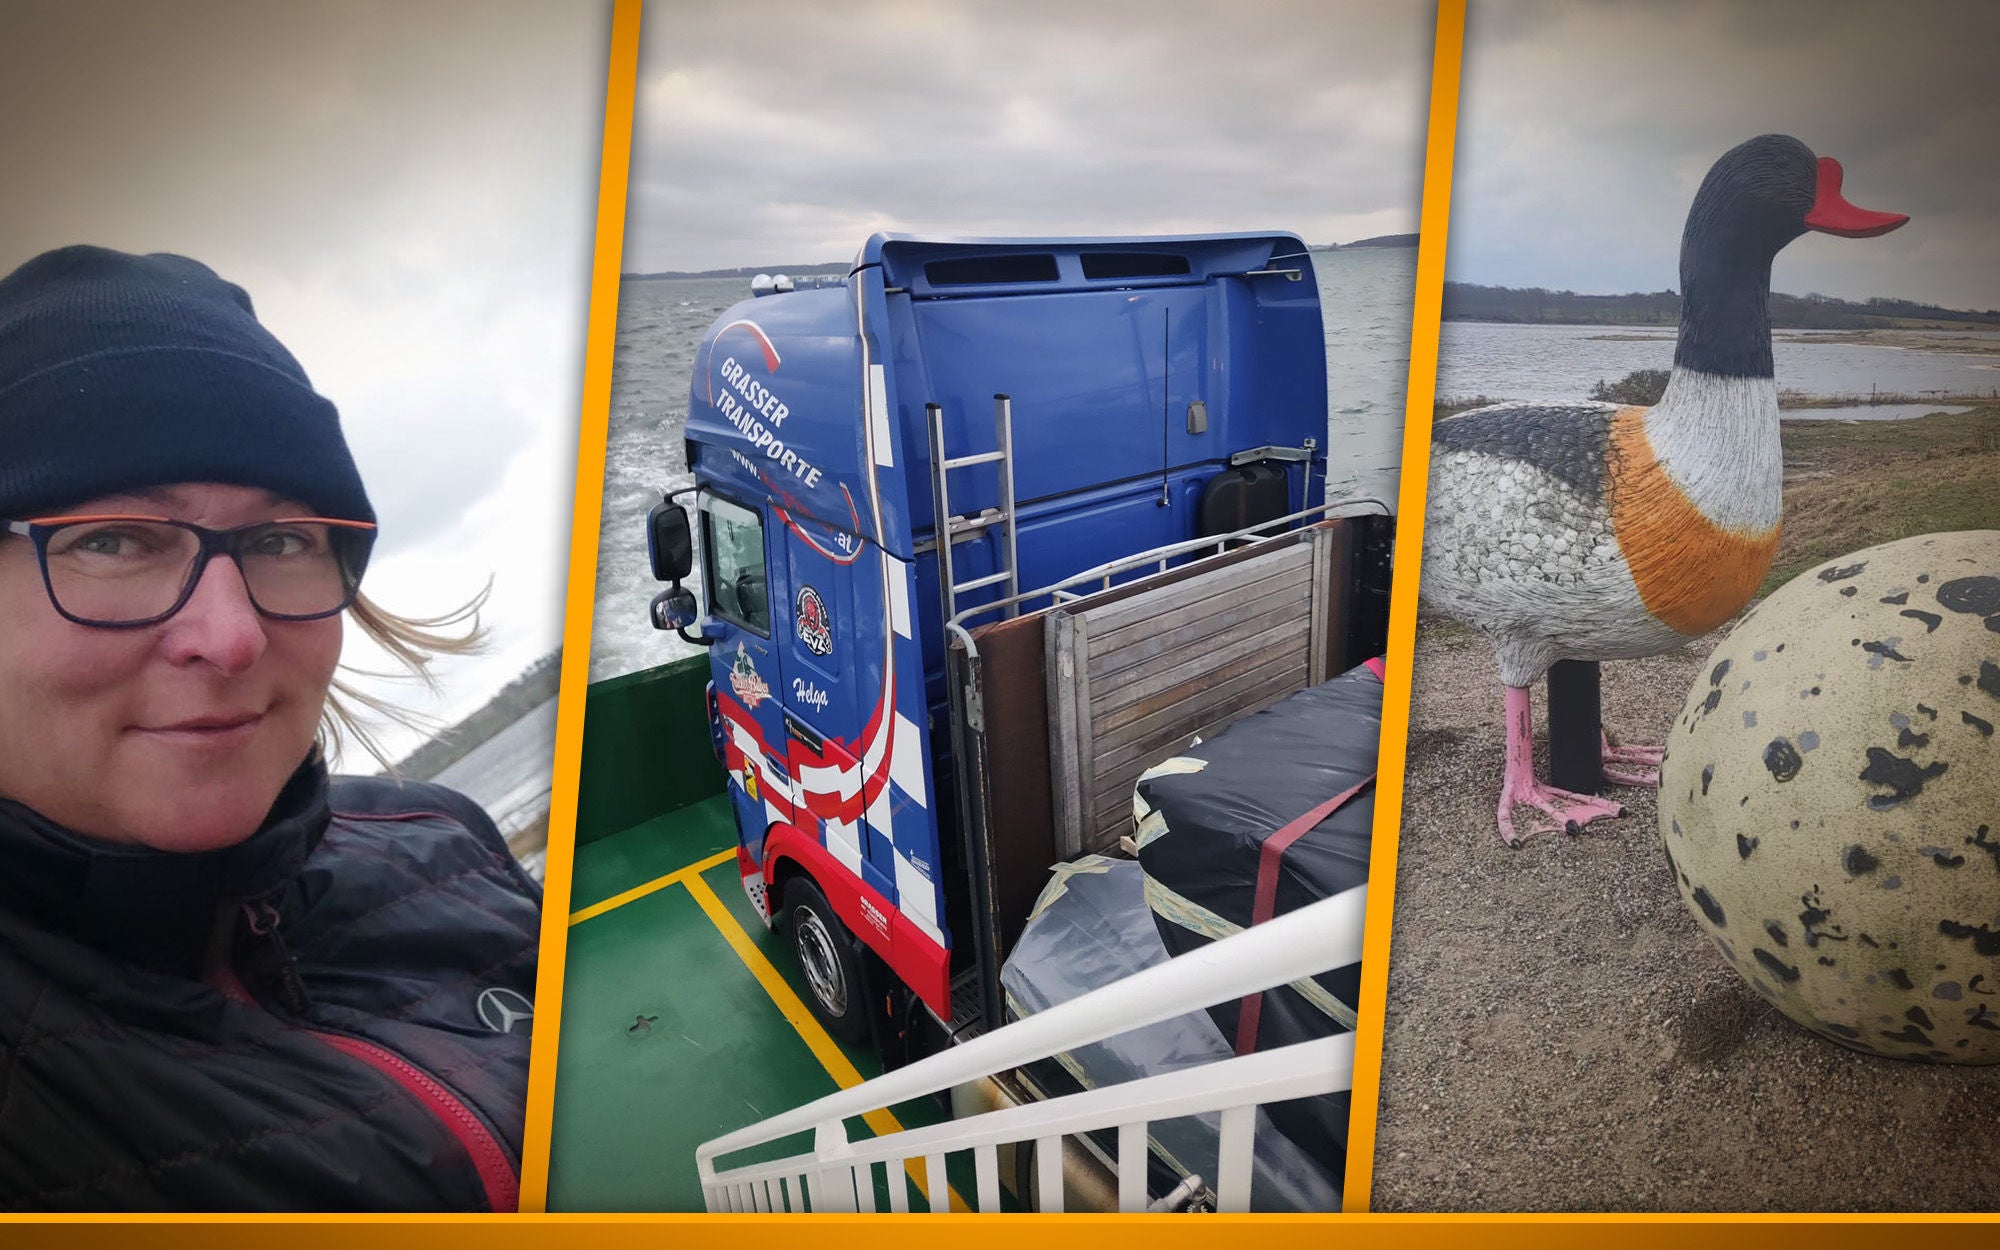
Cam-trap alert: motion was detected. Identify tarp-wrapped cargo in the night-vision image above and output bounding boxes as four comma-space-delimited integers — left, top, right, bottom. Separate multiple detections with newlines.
1133, 660, 1380, 1171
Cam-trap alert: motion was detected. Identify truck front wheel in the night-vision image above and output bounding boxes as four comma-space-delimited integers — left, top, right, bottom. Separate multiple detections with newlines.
782, 876, 868, 1043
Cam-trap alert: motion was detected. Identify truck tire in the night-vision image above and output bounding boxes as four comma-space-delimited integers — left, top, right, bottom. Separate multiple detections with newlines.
782, 876, 868, 1043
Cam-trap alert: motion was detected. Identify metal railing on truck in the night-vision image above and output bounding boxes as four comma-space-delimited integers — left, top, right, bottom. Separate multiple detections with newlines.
694, 883, 1364, 1213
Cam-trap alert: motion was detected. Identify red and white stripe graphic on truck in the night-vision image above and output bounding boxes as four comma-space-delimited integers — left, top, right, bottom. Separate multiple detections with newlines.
715, 666, 952, 1016
715, 678, 894, 828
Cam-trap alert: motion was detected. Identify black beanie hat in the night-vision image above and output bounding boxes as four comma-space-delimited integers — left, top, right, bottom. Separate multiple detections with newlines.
0, 245, 374, 523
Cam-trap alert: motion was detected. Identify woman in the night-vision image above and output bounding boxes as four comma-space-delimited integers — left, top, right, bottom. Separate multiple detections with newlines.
0, 246, 540, 1211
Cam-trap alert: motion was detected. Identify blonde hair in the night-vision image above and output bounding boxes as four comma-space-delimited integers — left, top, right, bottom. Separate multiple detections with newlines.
320, 585, 490, 771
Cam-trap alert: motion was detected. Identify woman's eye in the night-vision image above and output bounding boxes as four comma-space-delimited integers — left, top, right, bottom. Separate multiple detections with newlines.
245, 527, 321, 557
60, 526, 157, 557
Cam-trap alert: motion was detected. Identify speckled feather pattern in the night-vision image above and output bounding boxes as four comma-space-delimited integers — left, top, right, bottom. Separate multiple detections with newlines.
1422, 401, 1678, 686
1433, 400, 1613, 497
1422, 368, 1785, 687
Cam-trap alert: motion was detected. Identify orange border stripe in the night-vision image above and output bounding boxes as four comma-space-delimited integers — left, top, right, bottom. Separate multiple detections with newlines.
13, 1214, 1994, 1244
1342, 0, 1464, 1212
516, 0, 643, 1214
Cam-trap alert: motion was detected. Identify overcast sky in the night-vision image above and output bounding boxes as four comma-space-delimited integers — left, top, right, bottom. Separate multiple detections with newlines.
1448, 0, 2000, 310
623, 0, 1436, 273
0, 1, 608, 766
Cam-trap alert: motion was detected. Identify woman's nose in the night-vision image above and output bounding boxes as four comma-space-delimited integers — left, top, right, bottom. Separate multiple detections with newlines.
159, 556, 269, 673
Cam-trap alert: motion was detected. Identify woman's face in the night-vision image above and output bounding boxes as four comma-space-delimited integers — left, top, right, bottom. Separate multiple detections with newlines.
0, 482, 344, 851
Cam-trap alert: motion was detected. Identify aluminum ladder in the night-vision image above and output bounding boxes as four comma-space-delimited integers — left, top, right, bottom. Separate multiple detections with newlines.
925, 395, 1021, 622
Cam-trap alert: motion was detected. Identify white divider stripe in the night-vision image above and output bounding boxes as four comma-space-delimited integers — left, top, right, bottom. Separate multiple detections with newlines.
886, 557, 913, 638
889, 712, 929, 809
866, 787, 895, 842
893, 853, 946, 946
824, 815, 864, 874
861, 704, 891, 779
1036, 1135, 1063, 1213
893, 852, 937, 921
869, 363, 894, 467
925, 1153, 949, 1214
1215, 1104, 1256, 1213
974, 1145, 999, 1212
1117, 1122, 1146, 1212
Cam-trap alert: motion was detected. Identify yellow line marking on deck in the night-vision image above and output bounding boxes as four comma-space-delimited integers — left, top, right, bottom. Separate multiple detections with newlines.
567, 848, 737, 925
683, 871, 969, 1212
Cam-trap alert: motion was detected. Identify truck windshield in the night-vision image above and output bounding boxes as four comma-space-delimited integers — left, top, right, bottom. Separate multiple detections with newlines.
703, 493, 770, 634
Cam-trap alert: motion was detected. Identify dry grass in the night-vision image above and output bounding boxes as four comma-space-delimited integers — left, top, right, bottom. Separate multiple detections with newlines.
1768, 405, 2000, 591
1778, 390, 1999, 409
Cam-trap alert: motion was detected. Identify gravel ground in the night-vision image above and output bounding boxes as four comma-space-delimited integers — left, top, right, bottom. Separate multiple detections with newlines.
1369, 613, 2000, 1213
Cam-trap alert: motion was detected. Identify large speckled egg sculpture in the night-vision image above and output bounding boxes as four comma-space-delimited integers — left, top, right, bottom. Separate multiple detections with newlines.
1659, 530, 2000, 1063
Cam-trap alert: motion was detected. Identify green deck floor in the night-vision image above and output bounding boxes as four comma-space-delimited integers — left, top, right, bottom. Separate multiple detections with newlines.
568, 796, 738, 911
548, 796, 964, 1212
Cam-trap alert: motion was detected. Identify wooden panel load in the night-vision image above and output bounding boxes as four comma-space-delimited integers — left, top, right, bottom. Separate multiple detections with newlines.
1046, 526, 1343, 858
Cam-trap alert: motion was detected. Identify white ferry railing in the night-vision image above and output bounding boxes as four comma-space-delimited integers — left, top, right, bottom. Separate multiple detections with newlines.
694, 885, 1365, 1214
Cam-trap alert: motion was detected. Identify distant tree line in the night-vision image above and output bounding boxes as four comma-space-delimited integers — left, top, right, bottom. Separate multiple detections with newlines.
390, 650, 563, 781
1443, 283, 2000, 330
626, 262, 851, 280
1327, 233, 1419, 250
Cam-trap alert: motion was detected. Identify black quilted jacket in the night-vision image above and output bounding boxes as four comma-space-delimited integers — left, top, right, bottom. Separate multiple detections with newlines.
0, 759, 540, 1211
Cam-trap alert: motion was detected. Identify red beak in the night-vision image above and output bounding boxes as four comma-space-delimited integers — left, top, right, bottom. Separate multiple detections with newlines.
1804, 157, 1908, 238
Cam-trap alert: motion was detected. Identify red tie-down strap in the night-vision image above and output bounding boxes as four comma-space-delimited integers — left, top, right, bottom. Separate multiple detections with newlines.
1232, 771, 1376, 1056
1363, 655, 1386, 680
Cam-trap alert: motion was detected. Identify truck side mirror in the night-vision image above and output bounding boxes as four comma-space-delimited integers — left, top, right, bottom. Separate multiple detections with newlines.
647, 500, 694, 582
650, 586, 700, 632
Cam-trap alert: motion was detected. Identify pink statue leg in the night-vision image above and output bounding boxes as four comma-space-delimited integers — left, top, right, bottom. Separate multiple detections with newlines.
1496, 685, 1625, 845
1601, 730, 1665, 788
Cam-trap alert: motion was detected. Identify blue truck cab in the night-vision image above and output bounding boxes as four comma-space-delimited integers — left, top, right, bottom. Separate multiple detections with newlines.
647, 232, 1393, 1057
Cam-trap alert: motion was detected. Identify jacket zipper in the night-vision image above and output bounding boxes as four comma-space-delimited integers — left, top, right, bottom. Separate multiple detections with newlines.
211, 905, 522, 1212
309, 1031, 521, 1213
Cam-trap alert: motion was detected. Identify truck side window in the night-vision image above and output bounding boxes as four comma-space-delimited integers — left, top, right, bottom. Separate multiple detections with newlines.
703, 494, 770, 635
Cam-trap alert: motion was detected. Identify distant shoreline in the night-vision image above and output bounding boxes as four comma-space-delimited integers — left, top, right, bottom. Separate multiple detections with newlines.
1447, 321, 2000, 357
1443, 282, 2000, 332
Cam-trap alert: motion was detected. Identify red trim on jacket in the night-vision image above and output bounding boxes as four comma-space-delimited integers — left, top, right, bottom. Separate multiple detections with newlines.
314, 1033, 520, 1212
205, 937, 520, 1212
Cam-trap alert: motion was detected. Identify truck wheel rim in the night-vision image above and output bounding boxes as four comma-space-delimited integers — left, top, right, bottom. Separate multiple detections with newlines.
793, 907, 847, 1017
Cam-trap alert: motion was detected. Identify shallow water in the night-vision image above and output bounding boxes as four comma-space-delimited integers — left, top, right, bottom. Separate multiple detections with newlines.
1782, 403, 1975, 423
1436, 321, 2000, 406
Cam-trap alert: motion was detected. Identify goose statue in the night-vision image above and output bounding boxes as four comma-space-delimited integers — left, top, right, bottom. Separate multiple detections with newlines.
1421, 134, 1908, 844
